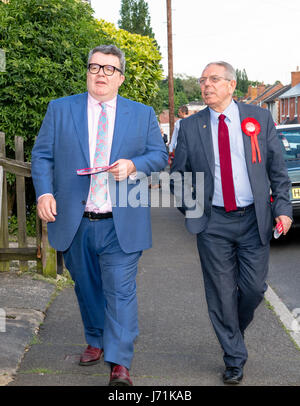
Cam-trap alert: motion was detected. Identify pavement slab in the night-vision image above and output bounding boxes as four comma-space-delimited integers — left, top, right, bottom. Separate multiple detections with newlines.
0, 272, 55, 385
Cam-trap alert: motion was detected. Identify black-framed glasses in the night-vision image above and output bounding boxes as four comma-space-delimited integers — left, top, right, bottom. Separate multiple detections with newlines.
88, 63, 123, 76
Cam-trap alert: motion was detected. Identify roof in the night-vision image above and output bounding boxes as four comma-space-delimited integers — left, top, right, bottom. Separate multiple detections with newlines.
263, 85, 291, 103
279, 83, 300, 99
249, 84, 278, 105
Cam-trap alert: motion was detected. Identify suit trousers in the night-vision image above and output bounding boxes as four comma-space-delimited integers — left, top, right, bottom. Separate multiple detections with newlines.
196, 205, 269, 368
63, 217, 142, 370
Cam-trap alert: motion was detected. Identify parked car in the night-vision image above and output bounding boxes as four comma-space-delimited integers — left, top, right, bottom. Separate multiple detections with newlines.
276, 124, 300, 223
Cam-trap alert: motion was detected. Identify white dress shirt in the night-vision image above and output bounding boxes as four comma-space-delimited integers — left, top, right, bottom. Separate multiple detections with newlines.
169, 119, 181, 153
209, 101, 254, 207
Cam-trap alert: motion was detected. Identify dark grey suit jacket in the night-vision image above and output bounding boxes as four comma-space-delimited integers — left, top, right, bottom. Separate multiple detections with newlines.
171, 101, 292, 245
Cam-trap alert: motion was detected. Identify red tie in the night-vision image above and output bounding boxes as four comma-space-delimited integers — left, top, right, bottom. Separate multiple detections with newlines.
218, 114, 237, 212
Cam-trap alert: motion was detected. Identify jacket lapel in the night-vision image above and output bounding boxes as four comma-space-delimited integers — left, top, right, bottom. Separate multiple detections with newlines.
109, 95, 131, 164
197, 107, 215, 176
237, 101, 258, 181
70, 92, 90, 165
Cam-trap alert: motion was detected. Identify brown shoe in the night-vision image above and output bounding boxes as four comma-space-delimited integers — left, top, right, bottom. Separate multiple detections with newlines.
79, 345, 103, 366
109, 365, 133, 386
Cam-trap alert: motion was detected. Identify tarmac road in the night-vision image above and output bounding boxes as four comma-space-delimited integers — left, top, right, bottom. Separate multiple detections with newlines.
269, 226, 300, 314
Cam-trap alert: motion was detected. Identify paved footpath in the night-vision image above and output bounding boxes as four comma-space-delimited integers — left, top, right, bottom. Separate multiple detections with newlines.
1, 190, 300, 388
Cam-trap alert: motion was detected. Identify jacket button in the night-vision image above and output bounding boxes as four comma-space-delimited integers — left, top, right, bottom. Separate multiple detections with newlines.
82, 200, 86, 205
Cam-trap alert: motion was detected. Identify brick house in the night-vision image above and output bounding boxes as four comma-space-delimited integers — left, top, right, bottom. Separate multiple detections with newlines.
242, 84, 269, 104
263, 85, 291, 124
278, 69, 300, 124
249, 82, 283, 109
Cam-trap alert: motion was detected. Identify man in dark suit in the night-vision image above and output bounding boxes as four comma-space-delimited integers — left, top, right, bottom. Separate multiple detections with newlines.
31, 45, 168, 386
171, 61, 292, 384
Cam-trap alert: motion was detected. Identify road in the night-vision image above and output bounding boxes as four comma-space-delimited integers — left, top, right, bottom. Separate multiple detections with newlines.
268, 226, 300, 314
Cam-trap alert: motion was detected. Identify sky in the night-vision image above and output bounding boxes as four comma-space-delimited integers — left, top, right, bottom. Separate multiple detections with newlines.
90, 0, 300, 85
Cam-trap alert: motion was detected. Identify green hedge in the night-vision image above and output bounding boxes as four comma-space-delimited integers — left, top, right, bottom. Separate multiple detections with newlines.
96, 19, 163, 106
0, 0, 163, 163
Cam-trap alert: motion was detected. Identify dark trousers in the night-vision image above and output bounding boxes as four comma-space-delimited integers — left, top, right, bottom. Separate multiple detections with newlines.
197, 205, 269, 368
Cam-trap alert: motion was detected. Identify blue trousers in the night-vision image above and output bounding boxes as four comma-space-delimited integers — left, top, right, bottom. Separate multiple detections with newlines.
197, 205, 269, 368
63, 217, 142, 369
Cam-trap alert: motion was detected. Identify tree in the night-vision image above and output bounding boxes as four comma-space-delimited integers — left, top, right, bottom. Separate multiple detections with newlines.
0, 0, 105, 215
0, 0, 104, 162
118, 0, 155, 39
97, 20, 162, 106
236, 68, 249, 95
0, 0, 163, 161
0, 0, 163, 217
155, 75, 202, 116
179, 74, 202, 102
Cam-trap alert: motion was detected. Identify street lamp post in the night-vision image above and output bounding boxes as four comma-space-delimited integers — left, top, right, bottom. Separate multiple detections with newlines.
166, 0, 175, 140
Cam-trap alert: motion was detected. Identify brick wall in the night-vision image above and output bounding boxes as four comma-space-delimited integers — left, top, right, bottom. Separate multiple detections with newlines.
280, 96, 300, 123
291, 70, 300, 87
246, 86, 258, 100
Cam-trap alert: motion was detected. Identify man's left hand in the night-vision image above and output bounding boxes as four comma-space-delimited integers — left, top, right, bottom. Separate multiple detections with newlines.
275, 215, 293, 235
108, 159, 136, 181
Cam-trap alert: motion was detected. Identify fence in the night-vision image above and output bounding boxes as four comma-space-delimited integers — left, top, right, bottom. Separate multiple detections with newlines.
0, 132, 63, 277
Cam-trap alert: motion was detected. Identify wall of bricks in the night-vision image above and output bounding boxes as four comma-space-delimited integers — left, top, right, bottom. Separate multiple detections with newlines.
279, 70, 300, 123
291, 70, 300, 87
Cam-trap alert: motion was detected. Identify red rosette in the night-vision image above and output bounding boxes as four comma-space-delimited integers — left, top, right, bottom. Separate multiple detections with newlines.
241, 117, 261, 163
242, 117, 261, 137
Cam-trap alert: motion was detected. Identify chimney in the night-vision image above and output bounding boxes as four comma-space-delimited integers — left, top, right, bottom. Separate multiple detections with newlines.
246, 85, 252, 98
291, 68, 300, 87
258, 84, 266, 96
246, 86, 257, 100
250, 86, 258, 100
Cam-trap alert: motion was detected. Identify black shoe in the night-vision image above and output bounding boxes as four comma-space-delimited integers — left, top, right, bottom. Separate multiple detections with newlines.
223, 366, 243, 384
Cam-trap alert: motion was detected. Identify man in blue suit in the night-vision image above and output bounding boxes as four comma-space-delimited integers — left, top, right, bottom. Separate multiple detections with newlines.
171, 61, 292, 384
31, 45, 168, 386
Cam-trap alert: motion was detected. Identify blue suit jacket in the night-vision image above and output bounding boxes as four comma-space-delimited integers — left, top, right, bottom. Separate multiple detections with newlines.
171, 102, 292, 245
31, 93, 168, 253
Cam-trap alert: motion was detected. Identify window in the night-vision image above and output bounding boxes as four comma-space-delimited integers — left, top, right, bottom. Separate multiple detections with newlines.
277, 127, 300, 160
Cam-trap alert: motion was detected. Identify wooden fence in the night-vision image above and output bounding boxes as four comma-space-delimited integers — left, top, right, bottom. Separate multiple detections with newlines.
0, 132, 63, 277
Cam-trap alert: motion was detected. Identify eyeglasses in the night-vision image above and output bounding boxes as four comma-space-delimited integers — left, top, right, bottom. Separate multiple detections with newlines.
199, 76, 231, 86
88, 63, 123, 76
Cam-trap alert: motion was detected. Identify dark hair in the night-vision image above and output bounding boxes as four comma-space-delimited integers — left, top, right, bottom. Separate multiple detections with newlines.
87, 45, 126, 74
179, 105, 189, 115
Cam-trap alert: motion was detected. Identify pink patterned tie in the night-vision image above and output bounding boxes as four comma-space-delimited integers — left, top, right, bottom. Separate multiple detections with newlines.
90, 103, 108, 208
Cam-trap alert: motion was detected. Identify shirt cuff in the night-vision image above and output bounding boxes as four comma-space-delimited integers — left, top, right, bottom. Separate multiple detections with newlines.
129, 172, 137, 180
37, 193, 53, 201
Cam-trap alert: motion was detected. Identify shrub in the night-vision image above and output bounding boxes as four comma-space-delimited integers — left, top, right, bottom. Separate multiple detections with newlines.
96, 20, 163, 107
0, 0, 105, 161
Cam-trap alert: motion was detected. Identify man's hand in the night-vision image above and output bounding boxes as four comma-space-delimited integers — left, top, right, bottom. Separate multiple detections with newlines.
37, 194, 57, 222
275, 215, 292, 235
108, 159, 136, 181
